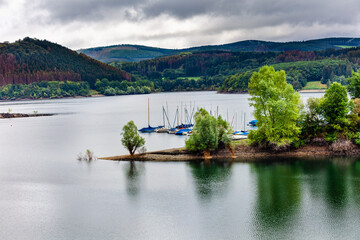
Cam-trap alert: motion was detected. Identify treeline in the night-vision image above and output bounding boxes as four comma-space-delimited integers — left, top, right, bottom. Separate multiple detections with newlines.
221, 59, 354, 92
0, 81, 90, 100
94, 78, 152, 96
0, 38, 131, 87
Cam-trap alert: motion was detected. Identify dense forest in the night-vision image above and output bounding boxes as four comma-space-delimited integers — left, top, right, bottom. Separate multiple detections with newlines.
110, 47, 360, 92
0, 38, 132, 88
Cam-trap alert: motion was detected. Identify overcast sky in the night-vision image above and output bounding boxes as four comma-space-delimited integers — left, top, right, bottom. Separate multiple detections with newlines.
0, 0, 359, 50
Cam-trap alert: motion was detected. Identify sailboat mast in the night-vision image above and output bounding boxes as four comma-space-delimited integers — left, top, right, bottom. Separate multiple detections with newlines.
244, 112, 246, 131
181, 102, 183, 124
148, 98, 150, 126
163, 106, 165, 127
177, 106, 180, 126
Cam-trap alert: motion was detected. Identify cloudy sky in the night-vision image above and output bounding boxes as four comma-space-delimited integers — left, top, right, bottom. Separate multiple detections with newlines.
0, 0, 359, 50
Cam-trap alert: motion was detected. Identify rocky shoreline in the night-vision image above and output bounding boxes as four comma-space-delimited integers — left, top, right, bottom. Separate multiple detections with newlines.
0, 113, 54, 119
101, 143, 360, 162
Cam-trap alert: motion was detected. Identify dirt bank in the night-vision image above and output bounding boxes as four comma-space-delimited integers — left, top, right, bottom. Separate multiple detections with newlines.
101, 144, 356, 162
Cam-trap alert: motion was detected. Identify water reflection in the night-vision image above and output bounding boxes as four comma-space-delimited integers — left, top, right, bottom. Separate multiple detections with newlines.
250, 159, 360, 237
188, 161, 233, 202
300, 159, 353, 210
251, 162, 301, 232
351, 161, 360, 205
123, 161, 145, 197
324, 162, 349, 209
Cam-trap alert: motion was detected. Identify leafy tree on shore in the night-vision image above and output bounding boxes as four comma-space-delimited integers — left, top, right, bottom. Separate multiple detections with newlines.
248, 66, 301, 146
186, 109, 232, 158
322, 82, 352, 129
300, 82, 356, 142
186, 109, 218, 158
348, 69, 360, 99
121, 121, 145, 156
300, 97, 325, 138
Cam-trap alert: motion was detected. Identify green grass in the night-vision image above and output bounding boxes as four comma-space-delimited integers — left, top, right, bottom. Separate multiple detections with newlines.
302, 81, 327, 90
334, 45, 357, 49
176, 76, 202, 81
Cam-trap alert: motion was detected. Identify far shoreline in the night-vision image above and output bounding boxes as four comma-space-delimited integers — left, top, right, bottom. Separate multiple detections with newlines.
218, 89, 326, 94
0, 89, 327, 103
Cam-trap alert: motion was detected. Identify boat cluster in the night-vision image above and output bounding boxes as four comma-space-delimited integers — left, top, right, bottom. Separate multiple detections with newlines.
139, 123, 194, 135
137, 99, 257, 139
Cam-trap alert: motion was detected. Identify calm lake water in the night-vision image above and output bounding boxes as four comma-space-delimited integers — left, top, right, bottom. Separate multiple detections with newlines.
1, 91, 359, 240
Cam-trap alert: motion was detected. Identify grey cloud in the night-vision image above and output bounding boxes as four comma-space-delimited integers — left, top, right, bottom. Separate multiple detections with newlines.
142, 0, 220, 19
35, 0, 146, 22
35, 0, 360, 29
2, 0, 360, 49
142, 0, 360, 26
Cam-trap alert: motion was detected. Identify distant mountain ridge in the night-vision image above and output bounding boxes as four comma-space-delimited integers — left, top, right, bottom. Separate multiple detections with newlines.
78, 37, 360, 63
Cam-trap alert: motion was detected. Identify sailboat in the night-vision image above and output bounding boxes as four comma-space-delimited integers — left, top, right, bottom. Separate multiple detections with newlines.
156, 106, 171, 133
168, 106, 180, 134
138, 98, 164, 133
174, 107, 193, 135
232, 112, 249, 140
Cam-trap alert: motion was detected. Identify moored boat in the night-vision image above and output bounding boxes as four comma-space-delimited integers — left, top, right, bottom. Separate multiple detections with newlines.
232, 130, 249, 140
155, 127, 170, 133
139, 125, 164, 133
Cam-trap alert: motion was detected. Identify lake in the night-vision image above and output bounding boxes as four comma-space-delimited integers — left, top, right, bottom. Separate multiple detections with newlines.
1, 91, 359, 240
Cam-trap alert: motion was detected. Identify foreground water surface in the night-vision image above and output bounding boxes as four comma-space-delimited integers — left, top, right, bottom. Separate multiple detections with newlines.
1, 91, 359, 240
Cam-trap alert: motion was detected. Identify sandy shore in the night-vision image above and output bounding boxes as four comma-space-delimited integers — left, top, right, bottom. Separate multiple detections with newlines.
100, 144, 350, 162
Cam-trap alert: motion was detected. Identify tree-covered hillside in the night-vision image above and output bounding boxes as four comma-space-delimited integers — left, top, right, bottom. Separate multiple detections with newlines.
0, 37, 132, 87
111, 47, 360, 92
79, 45, 174, 63
80, 38, 360, 63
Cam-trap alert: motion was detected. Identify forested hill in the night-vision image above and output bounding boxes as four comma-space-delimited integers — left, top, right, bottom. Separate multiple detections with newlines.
79, 38, 360, 63
111, 46, 360, 92
78, 45, 174, 63
0, 37, 131, 87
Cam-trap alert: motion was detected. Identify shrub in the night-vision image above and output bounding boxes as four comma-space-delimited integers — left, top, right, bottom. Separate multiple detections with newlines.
104, 87, 116, 96
355, 132, 360, 145
325, 133, 338, 143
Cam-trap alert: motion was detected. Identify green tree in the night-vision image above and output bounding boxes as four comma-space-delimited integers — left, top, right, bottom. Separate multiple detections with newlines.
217, 115, 232, 149
186, 109, 233, 158
347, 69, 360, 99
322, 82, 352, 128
121, 121, 145, 156
248, 66, 301, 145
186, 109, 218, 158
300, 97, 324, 138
